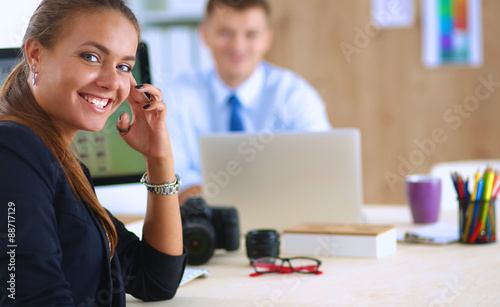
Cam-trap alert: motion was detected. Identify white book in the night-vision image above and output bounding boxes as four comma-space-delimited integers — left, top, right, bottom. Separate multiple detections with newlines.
283, 223, 397, 259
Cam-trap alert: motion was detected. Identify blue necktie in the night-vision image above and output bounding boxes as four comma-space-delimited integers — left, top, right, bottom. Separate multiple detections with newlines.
228, 94, 244, 132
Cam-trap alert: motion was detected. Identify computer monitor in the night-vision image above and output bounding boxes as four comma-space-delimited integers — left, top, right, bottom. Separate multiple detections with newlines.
0, 43, 152, 186
0, 48, 23, 88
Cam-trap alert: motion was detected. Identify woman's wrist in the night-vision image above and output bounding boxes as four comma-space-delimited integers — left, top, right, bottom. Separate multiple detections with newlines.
144, 156, 175, 184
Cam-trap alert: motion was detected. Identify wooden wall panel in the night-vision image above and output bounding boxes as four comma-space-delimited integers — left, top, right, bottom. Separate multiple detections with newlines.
266, 0, 500, 204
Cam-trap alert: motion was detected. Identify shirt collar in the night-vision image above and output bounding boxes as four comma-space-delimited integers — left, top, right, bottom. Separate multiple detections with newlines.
211, 64, 265, 109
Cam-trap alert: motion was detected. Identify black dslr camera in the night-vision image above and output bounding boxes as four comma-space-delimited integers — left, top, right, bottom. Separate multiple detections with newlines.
180, 197, 240, 265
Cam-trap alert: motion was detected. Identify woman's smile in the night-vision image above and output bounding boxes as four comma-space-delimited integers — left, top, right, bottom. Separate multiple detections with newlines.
79, 93, 112, 110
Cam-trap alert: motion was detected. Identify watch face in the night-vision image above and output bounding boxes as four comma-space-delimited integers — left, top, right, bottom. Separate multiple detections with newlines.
144, 174, 181, 195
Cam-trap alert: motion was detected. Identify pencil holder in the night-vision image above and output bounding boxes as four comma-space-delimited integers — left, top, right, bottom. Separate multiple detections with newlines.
458, 198, 496, 244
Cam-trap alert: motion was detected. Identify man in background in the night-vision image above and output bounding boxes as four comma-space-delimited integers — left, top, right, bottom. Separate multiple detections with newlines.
164, 0, 331, 202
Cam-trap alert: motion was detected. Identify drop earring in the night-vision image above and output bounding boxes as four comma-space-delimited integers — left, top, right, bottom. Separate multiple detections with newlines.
32, 66, 38, 86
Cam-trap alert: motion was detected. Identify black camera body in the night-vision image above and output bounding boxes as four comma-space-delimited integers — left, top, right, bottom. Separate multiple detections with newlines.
180, 197, 240, 265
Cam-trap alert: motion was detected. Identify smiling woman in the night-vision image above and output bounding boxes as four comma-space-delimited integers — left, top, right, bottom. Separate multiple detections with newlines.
0, 0, 186, 306
29, 13, 139, 139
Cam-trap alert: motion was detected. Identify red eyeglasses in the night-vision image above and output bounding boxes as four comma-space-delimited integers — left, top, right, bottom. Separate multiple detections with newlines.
250, 256, 323, 277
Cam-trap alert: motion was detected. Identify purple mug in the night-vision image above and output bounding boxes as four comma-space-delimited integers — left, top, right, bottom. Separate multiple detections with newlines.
405, 175, 441, 223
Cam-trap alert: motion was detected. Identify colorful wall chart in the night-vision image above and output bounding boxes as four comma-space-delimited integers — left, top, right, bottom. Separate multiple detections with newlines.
422, 0, 482, 68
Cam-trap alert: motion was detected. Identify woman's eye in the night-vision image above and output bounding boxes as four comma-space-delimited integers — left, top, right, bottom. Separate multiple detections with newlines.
118, 64, 132, 72
81, 53, 99, 63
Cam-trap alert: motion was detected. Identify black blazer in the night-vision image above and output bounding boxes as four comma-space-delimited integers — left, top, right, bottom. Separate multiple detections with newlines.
0, 122, 186, 306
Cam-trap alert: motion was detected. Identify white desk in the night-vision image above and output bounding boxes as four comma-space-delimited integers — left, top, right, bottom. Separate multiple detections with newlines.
123, 205, 500, 307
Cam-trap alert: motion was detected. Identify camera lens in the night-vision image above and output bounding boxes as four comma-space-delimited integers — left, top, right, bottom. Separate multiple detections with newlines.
183, 219, 216, 265
245, 229, 280, 262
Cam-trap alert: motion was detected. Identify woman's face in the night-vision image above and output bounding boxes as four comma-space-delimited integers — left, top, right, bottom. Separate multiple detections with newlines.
30, 10, 138, 141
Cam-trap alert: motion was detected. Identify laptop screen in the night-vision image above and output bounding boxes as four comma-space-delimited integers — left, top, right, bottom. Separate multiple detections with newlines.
200, 129, 365, 233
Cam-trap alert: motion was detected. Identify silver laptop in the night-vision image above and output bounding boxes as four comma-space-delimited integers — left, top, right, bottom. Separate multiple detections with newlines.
200, 129, 364, 234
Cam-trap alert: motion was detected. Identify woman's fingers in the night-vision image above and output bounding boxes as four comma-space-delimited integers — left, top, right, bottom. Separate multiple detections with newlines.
142, 100, 166, 112
125, 75, 166, 127
130, 83, 162, 104
116, 112, 131, 135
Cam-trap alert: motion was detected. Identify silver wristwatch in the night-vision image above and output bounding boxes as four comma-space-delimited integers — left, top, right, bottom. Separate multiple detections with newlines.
140, 173, 181, 195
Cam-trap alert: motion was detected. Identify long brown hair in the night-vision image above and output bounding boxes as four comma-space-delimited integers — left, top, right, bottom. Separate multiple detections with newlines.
0, 0, 141, 258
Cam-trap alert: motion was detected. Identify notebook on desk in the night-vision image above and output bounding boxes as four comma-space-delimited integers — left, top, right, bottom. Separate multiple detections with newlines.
199, 129, 364, 234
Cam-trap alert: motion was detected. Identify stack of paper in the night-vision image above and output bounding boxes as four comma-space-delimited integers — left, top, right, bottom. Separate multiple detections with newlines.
397, 222, 459, 244
180, 268, 210, 286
